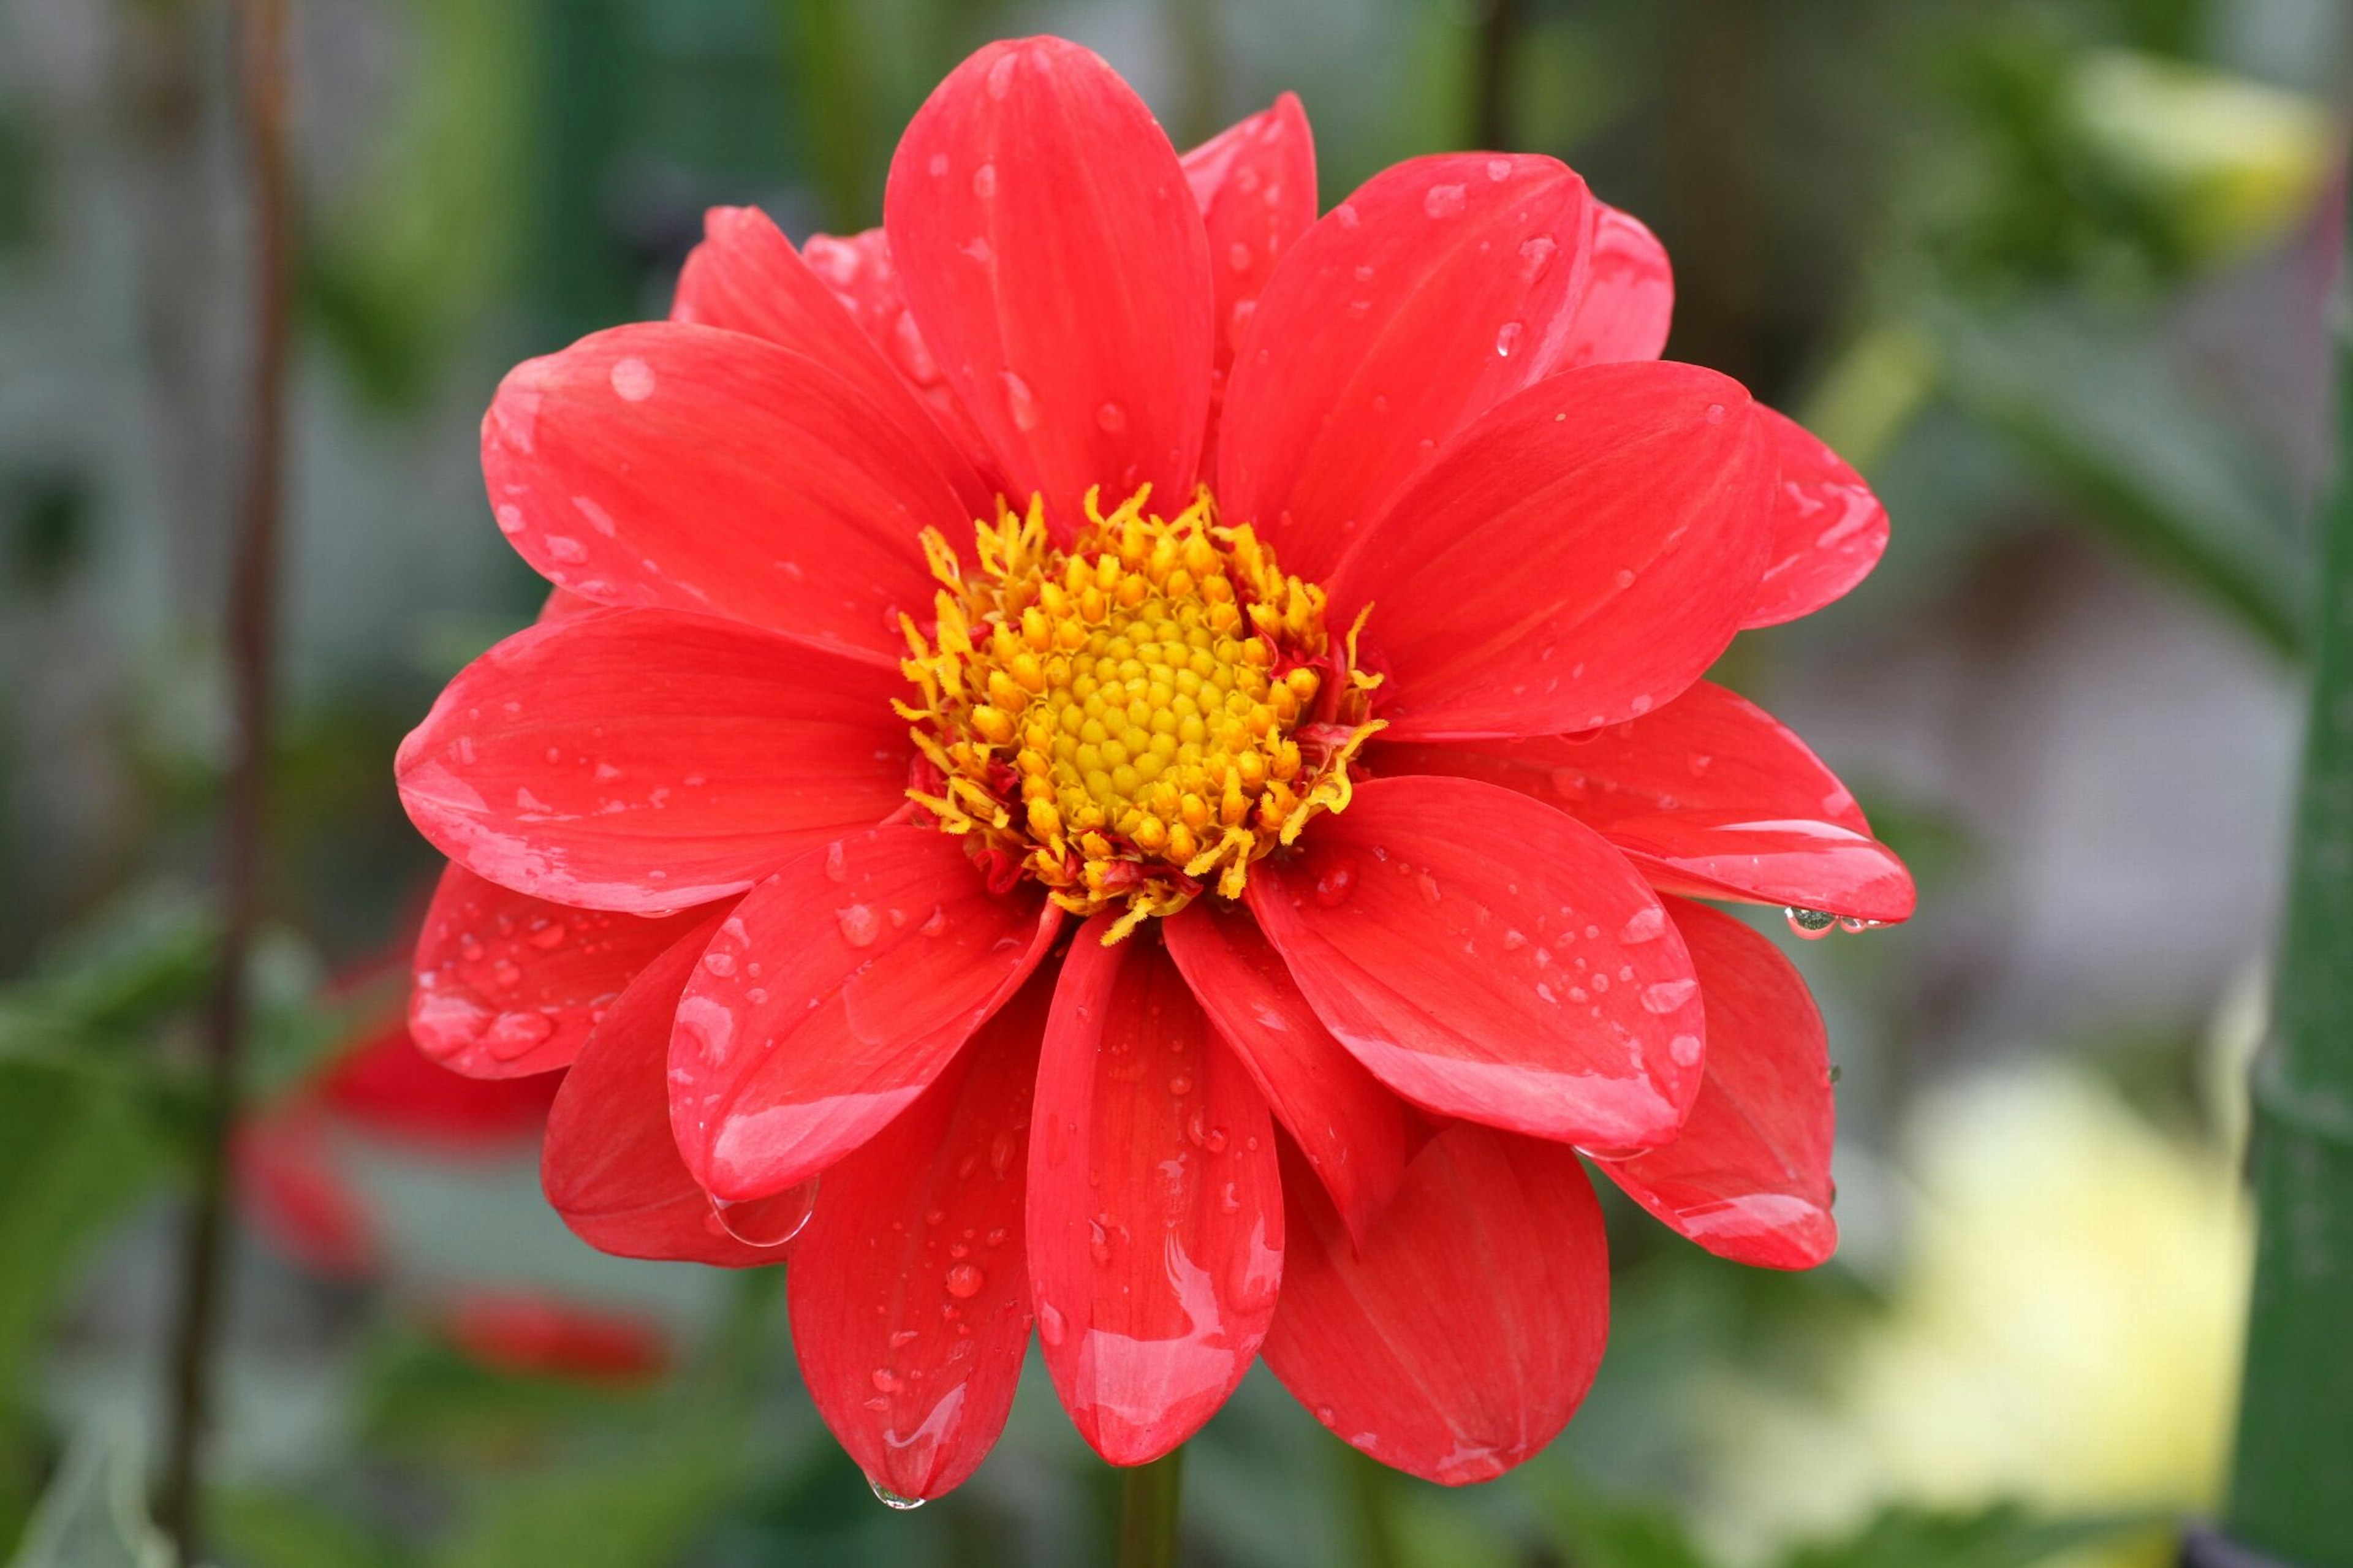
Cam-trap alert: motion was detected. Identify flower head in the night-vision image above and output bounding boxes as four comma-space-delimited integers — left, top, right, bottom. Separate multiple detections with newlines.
396, 36, 1910, 1499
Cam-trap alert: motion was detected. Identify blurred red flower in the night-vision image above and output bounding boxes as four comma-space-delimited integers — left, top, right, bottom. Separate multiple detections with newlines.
396, 37, 1909, 1499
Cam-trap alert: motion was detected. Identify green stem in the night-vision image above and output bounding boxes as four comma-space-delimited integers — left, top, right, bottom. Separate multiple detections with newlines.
1115, 1448, 1184, 1568
2219, 172, 2353, 1564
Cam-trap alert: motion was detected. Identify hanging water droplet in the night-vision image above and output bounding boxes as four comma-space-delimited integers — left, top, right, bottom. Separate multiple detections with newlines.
708, 1180, 818, 1248
1837, 916, 1884, 934
1785, 907, 1839, 939
870, 1480, 926, 1511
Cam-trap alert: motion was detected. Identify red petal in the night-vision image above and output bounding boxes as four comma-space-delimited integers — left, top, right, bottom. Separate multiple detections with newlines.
1370, 681, 1914, 923
1744, 407, 1890, 629
1161, 901, 1408, 1244
1330, 360, 1775, 741
1217, 153, 1597, 582
670, 825, 1060, 1202
317, 1013, 559, 1146
1029, 921, 1283, 1465
884, 37, 1214, 527
669, 204, 996, 485
1262, 1123, 1609, 1484
1247, 775, 1702, 1151
437, 1290, 672, 1384
540, 904, 784, 1266
1558, 205, 1672, 366
789, 964, 1052, 1500
396, 607, 909, 914
409, 862, 714, 1077
1593, 900, 1837, 1269
1181, 94, 1317, 460
800, 226, 999, 472
480, 320, 984, 662
237, 1095, 380, 1279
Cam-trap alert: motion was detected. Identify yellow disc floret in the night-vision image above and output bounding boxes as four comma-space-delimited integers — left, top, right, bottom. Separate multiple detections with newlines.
898, 485, 1384, 941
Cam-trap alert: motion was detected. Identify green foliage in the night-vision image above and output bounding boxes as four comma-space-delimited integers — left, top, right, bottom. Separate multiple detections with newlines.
1778, 1502, 2165, 1568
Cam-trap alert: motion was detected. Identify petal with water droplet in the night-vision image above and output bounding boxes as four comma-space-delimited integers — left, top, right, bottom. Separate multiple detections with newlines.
410, 863, 712, 1078
1327, 361, 1775, 741
671, 825, 1060, 1201
789, 966, 1050, 1501
1218, 152, 1598, 583
1029, 921, 1282, 1465
540, 903, 784, 1266
1743, 406, 1889, 629
396, 607, 911, 914
886, 37, 1213, 530
1162, 901, 1409, 1244
1262, 1123, 1609, 1485
1592, 899, 1838, 1270
482, 322, 985, 662
1180, 94, 1318, 461
1248, 776, 1701, 1151
1556, 204, 1672, 366
1371, 680, 1914, 923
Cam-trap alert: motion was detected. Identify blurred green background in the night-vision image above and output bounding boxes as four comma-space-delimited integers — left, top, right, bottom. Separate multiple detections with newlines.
0, 0, 2344, 1563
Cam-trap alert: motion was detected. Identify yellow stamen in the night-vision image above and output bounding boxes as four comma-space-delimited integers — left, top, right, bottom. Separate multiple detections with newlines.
899, 486, 1383, 939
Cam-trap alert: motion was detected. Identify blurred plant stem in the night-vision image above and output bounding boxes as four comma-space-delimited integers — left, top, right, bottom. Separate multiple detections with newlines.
2218, 159, 2353, 1564
781, 0, 874, 233
1469, 0, 1525, 150
156, 0, 294, 1560
1343, 1442, 1407, 1568
1115, 1447, 1184, 1568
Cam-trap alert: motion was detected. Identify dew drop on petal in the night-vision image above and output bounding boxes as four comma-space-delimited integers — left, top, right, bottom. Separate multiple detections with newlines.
708, 1181, 817, 1248
1313, 858, 1357, 907
1423, 182, 1468, 219
1838, 916, 1885, 934
945, 1263, 985, 1299
871, 1480, 925, 1511
1670, 1033, 1703, 1068
836, 904, 881, 947
1001, 371, 1039, 432
1619, 906, 1666, 944
1642, 978, 1699, 1015
608, 357, 655, 401
1785, 907, 1839, 939
971, 162, 996, 199
702, 950, 737, 978
1494, 320, 1523, 358
1096, 401, 1128, 436
1037, 1299, 1067, 1346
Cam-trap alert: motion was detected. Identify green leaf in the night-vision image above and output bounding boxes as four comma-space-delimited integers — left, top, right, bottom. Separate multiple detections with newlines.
1776, 1502, 2167, 1568
208, 1488, 416, 1568
1539, 1474, 1716, 1568
1928, 296, 2309, 656
431, 1440, 735, 1568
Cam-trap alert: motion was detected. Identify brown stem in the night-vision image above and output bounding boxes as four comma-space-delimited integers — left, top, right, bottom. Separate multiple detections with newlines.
156, 0, 294, 1559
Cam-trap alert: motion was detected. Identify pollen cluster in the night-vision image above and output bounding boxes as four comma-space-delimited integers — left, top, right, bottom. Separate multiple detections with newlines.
899, 487, 1383, 940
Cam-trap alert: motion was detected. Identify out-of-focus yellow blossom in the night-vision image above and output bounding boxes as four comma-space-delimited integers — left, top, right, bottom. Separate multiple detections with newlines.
2067, 49, 2336, 270
1703, 1062, 2250, 1568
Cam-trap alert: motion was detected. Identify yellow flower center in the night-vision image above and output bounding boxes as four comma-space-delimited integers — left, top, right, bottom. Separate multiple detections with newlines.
898, 487, 1383, 941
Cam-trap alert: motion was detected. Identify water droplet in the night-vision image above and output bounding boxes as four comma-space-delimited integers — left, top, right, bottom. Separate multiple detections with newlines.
971, 162, 996, 199
1037, 1300, 1067, 1345
1670, 1032, 1703, 1067
702, 950, 737, 978
1001, 371, 1039, 431
490, 960, 523, 990
986, 51, 1017, 98
1619, 906, 1666, 944
1517, 235, 1557, 278
1707, 402, 1726, 424
836, 904, 882, 947
1227, 240, 1252, 273
1096, 401, 1127, 435
1313, 858, 1357, 907
483, 1010, 555, 1061
1642, 978, 1698, 1015
1485, 156, 1514, 182
1785, 907, 1839, 940
945, 1263, 985, 1298
1168, 1075, 1192, 1097
1423, 182, 1468, 219
1415, 870, 1441, 905
871, 1367, 902, 1393
824, 841, 848, 882
609, 357, 656, 402
525, 919, 567, 950
708, 1180, 818, 1248
1493, 320, 1523, 358
1837, 916, 1884, 934
871, 1480, 925, 1511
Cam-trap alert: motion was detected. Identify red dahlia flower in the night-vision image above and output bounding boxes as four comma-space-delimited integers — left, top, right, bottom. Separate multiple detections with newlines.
395, 36, 1911, 1499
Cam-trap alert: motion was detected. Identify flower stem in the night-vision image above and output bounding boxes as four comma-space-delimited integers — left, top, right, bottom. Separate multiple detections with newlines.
155, 0, 294, 1560
1115, 1447, 1186, 1568
2218, 167, 2353, 1561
